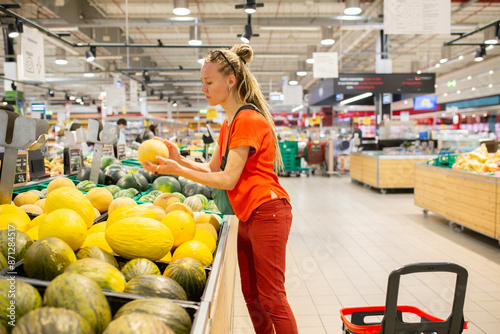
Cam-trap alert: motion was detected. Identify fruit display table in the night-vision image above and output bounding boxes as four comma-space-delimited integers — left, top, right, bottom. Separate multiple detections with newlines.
414, 163, 500, 243
350, 152, 438, 193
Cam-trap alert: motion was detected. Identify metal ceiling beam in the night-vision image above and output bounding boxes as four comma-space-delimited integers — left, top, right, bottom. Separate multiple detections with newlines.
444, 19, 500, 46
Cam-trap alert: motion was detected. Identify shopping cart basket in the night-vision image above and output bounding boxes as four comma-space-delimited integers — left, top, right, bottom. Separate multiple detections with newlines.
340, 262, 468, 334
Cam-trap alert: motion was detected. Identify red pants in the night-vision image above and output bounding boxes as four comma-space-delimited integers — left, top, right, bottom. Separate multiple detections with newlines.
238, 199, 298, 334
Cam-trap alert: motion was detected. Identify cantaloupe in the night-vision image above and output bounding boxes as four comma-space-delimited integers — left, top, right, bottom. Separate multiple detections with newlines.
137, 139, 169, 164
86, 188, 113, 213
108, 197, 137, 214
46, 177, 75, 194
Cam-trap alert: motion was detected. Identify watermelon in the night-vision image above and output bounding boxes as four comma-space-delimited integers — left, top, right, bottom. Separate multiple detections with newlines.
121, 258, 161, 281
124, 274, 187, 301
194, 194, 208, 209
23, 237, 76, 281
76, 180, 97, 192
126, 188, 139, 197
76, 246, 119, 268
28, 189, 45, 199
0, 253, 6, 270
0, 279, 42, 330
43, 273, 112, 334
64, 258, 126, 292
149, 190, 164, 197
103, 313, 173, 334
116, 173, 149, 192
12, 307, 93, 334
177, 177, 190, 191
136, 168, 156, 183
139, 194, 155, 203
103, 165, 128, 185
105, 185, 121, 196
172, 192, 186, 203
184, 196, 203, 212
114, 190, 134, 198
206, 200, 218, 211
0, 230, 33, 262
76, 167, 106, 185
100, 156, 120, 170
152, 176, 181, 194
114, 298, 192, 334
182, 182, 205, 197
163, 257, 207, 301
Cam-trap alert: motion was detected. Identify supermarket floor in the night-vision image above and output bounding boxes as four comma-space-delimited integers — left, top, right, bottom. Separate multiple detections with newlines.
231, 174, 500, 334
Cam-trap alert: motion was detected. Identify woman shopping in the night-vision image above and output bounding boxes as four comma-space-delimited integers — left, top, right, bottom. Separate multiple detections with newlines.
143, 44, 298, 334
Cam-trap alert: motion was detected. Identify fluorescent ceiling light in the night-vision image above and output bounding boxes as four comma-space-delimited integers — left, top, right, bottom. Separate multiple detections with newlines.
321, 26, 335, 45
188, 26, 202, 46
306, 58, 314, 64
288, 80, 298, 86
83, 73, 95, 77
344, 0, 362, 15
260, 26, 319, 31
173, 0, 190, 15
340, 92, 373, 105
197, 58, 204, 64
297, 71, 307, 77
484, 24, 499, 44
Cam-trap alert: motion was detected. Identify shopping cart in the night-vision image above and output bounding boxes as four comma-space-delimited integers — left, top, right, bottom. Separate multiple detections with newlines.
340, 262, 468, 334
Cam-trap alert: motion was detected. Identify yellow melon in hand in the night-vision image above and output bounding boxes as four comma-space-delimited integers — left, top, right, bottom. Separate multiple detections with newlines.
160, 210, 196, 247
13, 192, 39, 207
86, 187, 113, 213
38, 208, 88, 251
45, 187, 95, 228
46, 177, 75, 194
137, 139, 169, 164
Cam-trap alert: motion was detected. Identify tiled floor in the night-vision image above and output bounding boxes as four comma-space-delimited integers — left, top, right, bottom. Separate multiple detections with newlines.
231, 174, 500, 334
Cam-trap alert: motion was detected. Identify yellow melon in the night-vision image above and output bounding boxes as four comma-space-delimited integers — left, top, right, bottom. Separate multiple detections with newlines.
165, 202, 193, 217
26, 225, 39, 241
172, 240, 213, 266
105, 217, 174, 261
46, 177, 76, 194
108, 197, 137, 214
82, 232, 114, 253
34, 198, 46, 212
44, 187, 95, 228
159, 252, 172, 262
137, 139, 169, 164
0, 204, 27, 216
38, 208, 88, 251
86, 187, 113, 213
195, 223, 218, 241
88, 222, 107, 234
160, 210, 196, 247
28, 214, 46, 230
153, 193, 180, 210
19, 204, 44, 215
194, 213, 220, 232
106, 205, 157, 228
148, 205, 166, 220
13, 192, 39, 207
93, 208, 101, 219
0, 213, 30, 232
193, 229, 216, 253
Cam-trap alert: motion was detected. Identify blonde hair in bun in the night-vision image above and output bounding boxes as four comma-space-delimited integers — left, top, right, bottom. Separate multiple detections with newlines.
204, 44, 283, 171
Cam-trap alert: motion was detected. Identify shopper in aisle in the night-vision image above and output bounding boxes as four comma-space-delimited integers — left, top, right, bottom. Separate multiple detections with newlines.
352, 122, 363, 139
135, 124, 157, 143
143, 44, 298, 334
117, 118, 127, 143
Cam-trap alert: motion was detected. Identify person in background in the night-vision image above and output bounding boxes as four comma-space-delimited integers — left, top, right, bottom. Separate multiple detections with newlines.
136, 124, 157, 143
353, 122, 363, 139
117, 118, 127, 143
143, 44, 298, 334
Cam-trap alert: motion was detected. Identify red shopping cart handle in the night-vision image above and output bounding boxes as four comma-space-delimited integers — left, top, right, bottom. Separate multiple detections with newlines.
340, 305, 469, 334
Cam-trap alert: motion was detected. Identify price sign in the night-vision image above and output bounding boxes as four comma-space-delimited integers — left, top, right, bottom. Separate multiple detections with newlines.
206, 108, 218, 120
13, 151, 28, 187
102, 145, 115, 157
116, 143, 127, 161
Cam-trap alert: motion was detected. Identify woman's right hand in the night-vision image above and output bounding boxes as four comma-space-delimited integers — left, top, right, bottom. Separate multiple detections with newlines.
154, 137, 181, 162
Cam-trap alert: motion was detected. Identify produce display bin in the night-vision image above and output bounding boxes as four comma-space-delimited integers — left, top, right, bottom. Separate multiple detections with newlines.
414, 163, 500, 243
350, 152, 438, 193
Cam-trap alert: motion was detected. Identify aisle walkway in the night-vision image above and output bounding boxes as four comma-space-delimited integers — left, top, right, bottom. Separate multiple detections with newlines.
232, 175, 500, 334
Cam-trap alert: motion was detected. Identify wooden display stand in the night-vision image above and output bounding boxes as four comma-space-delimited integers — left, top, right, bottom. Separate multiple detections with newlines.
415, 163, 499, 242
350, 152, 437, 193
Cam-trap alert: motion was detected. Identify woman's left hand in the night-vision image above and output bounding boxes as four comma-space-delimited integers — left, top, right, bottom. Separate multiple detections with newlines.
143, 156, 180, 176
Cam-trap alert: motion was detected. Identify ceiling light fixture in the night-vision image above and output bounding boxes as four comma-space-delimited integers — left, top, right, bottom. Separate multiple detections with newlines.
7, 19, 23, 39
173, 0, 190, 15
321, 26, 335, 45
306, 45, 316, 64
188, 26, 202, 46
458, 55, 464, 60
440, 46, 451, 63
467, 75, 472, 80
85, 46, 96, 62
296, 61, 307, 76
197, 58, 204, 64
474, 45, 486, 61
484, 23, 499, 44
235, 0, 264, 14
55, 48, 68, 65
340, 92, 373, 105
288, 72, 298, 85
238, 15, 259, 43
344, 0, 362, 15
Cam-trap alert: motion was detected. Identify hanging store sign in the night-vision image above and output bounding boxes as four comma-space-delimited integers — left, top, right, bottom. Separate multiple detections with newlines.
313, 52, 339, 79
18, 26, 45, 83
333, 73, 436, 94
384, 0, 451, 35
129, 79, 138, 106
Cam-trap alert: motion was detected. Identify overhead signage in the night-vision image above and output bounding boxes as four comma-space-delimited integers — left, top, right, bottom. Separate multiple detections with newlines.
31, 103, 45, 113
384, 0, 451, 35
313, 52, 339, 79
18, 26, 45, 82
447, 80, 456, 88
445, 95, 500, 109
414, 95, 438, 111
333, 73, 436, 94
283, 84, 303, 106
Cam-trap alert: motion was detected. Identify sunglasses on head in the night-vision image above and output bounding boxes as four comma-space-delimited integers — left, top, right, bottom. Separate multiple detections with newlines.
208, 50, 236, 75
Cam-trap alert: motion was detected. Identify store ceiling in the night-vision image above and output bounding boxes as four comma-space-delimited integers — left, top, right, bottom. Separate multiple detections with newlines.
1, 0, 500, 115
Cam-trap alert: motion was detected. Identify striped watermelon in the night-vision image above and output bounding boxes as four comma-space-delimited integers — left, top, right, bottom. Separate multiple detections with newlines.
163, 257, 207, 301
124, 274, 187, 301
43, 273, 111, 334
183, 196, 203, 212
76, 180, 97, 192
114, 298, 192, 334
105, 185, 121, 196
24, 237, 76, 281
172, 192, 185, 203
12, 307, 93, 334
0, 280, 42, 331
193, 194, 208, 210
64, 258, 126, 292
120, 258, 161, 281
